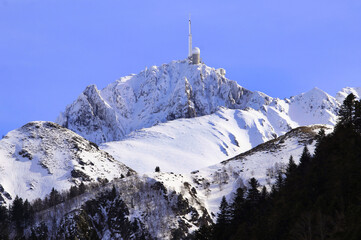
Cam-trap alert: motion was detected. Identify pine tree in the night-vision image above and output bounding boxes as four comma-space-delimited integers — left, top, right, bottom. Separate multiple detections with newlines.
315, 128, 326, 147
299, 146, 311, 166
260, 186, 268, 201
286, 155, 297, 176
0, 205, 9, 239
49, 188, 61, 207
23, 199, 34, 226
337, 93, 356, 127
217, 196, 231, 225
11, 195, 24, 231
275, 173, 284, 192
155, 166, 160, 172
230, 186, 245, 224
215, 196, 231, 239
247, 178, 261, 205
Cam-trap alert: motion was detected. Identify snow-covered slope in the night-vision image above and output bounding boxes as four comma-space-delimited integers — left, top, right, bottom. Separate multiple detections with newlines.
101, 107, 278, 174
150, 125, 332, 218
0, 121, 134, 203
57, 60, 342, 145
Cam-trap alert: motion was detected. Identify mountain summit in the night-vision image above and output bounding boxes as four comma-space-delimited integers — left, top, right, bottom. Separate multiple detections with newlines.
57, 60, 254, 144
57, 60, 341, 145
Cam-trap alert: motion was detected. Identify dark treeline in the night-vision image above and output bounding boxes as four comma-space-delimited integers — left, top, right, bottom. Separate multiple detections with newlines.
195, 93, 361, 240
0, 182, 88, 239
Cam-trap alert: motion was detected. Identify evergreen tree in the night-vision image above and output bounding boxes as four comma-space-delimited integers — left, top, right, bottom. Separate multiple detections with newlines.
230, 186, 245, 224
23, 199, 34, 226
215, 196, 231, 239
260, 186, 268, 202
155, 166, 160, 172
246, 178, 261, 205
49, 188, 61, 207
274, 173, 284, 192
286, 155, 297, 176
299, 146, 311, 167
11, 195, 24, 231
217, 196, 231, 225
0, 205, 9, 239
337, 93, 356, 127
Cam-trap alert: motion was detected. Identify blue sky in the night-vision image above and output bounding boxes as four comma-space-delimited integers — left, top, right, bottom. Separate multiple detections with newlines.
1, 0, 361, 136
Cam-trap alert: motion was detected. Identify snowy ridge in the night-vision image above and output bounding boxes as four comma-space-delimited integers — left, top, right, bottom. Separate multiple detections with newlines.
336, 87, 361, 102
0, 121, 133, 203
187, 125, 332, 216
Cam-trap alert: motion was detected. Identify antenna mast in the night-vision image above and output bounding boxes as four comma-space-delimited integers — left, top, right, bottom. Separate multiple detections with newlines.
188, 14, 192, 57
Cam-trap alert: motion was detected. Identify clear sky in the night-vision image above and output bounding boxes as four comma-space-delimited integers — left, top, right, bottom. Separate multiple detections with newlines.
1, 0, 361, 137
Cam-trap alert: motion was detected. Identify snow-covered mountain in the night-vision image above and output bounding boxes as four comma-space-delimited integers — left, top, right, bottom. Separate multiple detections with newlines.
57, 60, 341, 145
0, 121, 134, 204
26, 125, 328, 239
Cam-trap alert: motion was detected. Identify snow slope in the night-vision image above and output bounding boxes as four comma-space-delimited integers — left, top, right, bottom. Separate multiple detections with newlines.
288, 87, 339, 126
0, 121, 133, 203
101, 107, 278, 174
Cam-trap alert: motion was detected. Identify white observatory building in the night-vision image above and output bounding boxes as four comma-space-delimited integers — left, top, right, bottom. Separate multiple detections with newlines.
192, 47, 200, 64
188, 16, 201, 64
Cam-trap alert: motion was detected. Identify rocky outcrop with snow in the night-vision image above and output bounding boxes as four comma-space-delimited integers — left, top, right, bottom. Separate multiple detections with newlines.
57, 60, 346, 145
0, 121, 134, 204
57, 60, 254, 144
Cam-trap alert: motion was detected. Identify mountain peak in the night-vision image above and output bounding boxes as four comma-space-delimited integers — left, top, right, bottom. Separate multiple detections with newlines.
57, 60, 252, 144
